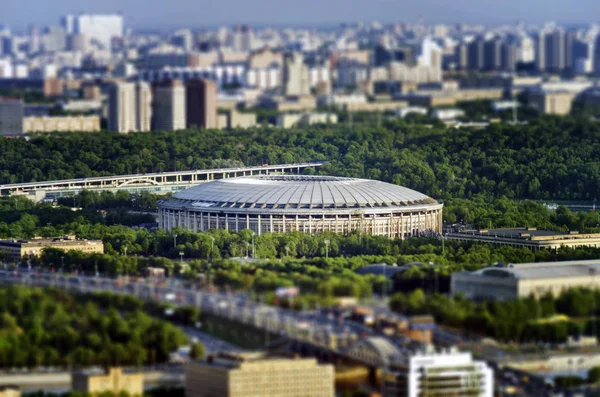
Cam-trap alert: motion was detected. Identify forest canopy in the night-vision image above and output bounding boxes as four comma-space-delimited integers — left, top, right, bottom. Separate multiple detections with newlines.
2, 116, 600, 200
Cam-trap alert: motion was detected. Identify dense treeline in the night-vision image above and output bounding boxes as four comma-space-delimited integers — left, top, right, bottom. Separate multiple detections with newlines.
390, 288, 600, 343
3, 116, 600, 200
0, 286, 188, 368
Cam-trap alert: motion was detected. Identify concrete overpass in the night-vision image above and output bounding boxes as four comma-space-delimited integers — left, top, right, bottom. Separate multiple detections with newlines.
0, 271, 402, 369
0, 162, 325, 200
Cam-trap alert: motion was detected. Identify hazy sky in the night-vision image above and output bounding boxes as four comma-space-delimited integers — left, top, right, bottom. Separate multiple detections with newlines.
3, 0, 599, 31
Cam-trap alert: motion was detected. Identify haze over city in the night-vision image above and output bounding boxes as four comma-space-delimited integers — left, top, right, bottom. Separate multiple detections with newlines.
3, 0, 600, 29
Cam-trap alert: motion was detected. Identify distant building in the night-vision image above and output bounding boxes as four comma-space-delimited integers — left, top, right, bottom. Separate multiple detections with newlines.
0, 236, 104, 261
0, 97, 24, 136
135, 82, 152, 132
491, 100, 519, 112
23, 116, 101, 133
108, 82, 136, 133
431, 108, 465, 120
185, 352, 334, 397
217, 109, 256, 129
528, 90, 575, 115
153, 80, 186, 131
396, 106, 428, 118
81, 83, 102, 100
186, 79, 217, 129
66, 33, 87, 52
445, 227, 600, 251
0, 385, 20, 397
72, 367, 143, 396
451, 259, 600, 301
382, 347, 494, 397
276, 112, 338, 128
282, 52, 310, 96
64, 14, 123, 50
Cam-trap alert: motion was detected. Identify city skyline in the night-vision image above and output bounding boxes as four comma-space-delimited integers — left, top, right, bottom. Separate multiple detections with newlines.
2, 0, 600, 31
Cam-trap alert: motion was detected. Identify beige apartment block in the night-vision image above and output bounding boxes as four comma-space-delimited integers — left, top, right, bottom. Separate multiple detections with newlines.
72, 368, 143, 396
0, 236, 104, 261
529, 90, 576, 115
185, 353, 334, 397
23, 116, 101, 133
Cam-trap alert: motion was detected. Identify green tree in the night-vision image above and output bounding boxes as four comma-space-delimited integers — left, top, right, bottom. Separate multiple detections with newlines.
189, 342, 205, 360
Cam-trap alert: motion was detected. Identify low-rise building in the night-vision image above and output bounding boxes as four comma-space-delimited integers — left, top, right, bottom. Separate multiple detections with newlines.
396, 106, 428, 118
218, 109, 257, 129
0, 236, 104, 261
257, 95, 317, 112
185, 352, 334, 397
451, 259, 600, 301
23, 116, 101, 133
528, 90, 576, 115
0, 97, 24, 136
60, 99, 103, 113
276, 112, 338, 128
398, 93, 457, 108
432, 108, 465, 120
445, 227, 600, 250
382, 347, 494, 397
491, 100, 519, 112
0, 386, 20, 397
72, 367, 143, 396
342, 100, 409, 112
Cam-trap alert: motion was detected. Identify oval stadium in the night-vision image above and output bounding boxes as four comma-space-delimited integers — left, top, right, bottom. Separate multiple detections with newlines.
158, 175, 443, 238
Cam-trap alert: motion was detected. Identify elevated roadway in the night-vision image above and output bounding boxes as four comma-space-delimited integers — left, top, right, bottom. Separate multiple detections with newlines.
0, 162, 325, 199
0, 271, 403, 368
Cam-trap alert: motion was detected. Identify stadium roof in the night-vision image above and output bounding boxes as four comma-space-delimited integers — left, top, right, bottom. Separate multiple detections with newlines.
474, 259, 600, 280
171, 175, 438, 210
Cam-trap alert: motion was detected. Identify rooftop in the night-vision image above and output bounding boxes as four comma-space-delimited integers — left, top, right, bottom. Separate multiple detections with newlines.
170, 175, 438, 210
471, 259, 600, 280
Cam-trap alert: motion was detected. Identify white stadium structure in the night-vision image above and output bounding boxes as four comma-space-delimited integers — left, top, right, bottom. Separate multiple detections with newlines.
158, 175, 443, 238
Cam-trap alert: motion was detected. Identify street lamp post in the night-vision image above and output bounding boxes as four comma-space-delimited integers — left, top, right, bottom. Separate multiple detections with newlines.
179, 251, 184, 265
245, 242, 250, 261
173, 233, 178, 249
285, 245, 290, 259
591, 268, 597, 339
210, 237, 215, 263
251, 231, 255, 259
383, 263, 387, 301
324, 239, 330, 259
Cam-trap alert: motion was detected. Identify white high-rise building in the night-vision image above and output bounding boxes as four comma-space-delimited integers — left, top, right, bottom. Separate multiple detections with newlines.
152, 80, 186, 131
383, 347, 494, 397
108, 83, 136, 133
282, 52, 310, 96
65, 14, 123, 50
108, 82, 152, 133
135, 82, 152, 132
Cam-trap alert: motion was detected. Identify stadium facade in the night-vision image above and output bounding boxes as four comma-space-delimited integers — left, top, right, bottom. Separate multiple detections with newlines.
158, 175, 443, 238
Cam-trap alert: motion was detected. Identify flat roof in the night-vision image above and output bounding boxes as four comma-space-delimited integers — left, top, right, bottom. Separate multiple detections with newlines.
454, 228, 567, 239
471, 259, 600, 280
